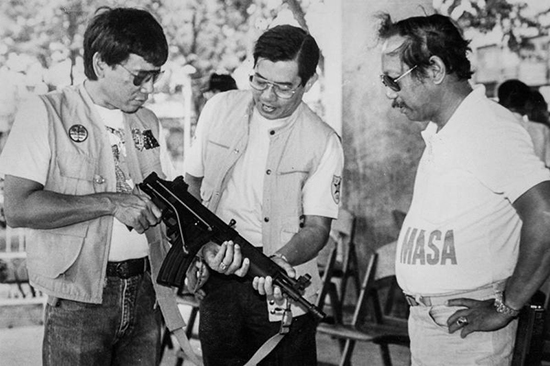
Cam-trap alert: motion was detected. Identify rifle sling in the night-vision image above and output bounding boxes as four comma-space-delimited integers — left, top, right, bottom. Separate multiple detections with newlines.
172, 327, 204, 366
244, 333, 286, 366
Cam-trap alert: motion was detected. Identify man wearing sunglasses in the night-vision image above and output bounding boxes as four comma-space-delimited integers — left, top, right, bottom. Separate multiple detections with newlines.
184, 24, 344, 365
377, 13, 550, 365
0, 7, 187, 366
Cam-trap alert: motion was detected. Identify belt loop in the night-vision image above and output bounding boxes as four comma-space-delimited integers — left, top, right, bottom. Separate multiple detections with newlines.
47, 295, 59, 307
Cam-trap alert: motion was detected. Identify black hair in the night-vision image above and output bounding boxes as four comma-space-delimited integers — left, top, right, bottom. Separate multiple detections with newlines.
83, 7, 168, 80
253, 24, 319, 86
206, 73, 237, 92
497, 79, 530, 114
377, 13, 473, 81
525, 90, 549, 123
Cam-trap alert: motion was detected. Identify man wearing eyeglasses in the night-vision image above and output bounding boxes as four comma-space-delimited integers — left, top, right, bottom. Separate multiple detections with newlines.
184, 24, 344, 365
377, 13, 550, 365
0, 7, 187, 366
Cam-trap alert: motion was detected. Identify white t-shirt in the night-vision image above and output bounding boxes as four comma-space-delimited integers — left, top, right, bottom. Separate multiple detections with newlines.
396, 86, 550, 295
0, 88, 172, 261
186, 105, 343, 246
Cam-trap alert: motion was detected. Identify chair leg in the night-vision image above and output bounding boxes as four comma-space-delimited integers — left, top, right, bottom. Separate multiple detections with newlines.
159, 326, 173, 362
379, 343, 393, 366
186, 307, 199, 338
338, 339, 356, 366
328, 282, 343, 324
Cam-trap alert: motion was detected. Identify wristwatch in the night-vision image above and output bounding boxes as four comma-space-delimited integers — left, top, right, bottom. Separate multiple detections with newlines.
494, 291, 521, 318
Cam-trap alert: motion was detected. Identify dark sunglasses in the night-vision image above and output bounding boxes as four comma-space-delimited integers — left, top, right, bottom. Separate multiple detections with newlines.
380, 65, 417, 92
119, 64, 164, 86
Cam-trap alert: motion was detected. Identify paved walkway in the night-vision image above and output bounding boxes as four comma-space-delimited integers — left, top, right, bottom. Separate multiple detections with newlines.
0, 290, 411, 366
0, 324, 411, 366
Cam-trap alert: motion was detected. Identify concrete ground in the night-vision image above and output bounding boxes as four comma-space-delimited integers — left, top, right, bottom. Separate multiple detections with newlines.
0, 324, 411, 366
0, 282, 412, 366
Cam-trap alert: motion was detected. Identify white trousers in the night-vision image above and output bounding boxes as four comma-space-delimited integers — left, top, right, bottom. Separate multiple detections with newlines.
409, 305, 518, 366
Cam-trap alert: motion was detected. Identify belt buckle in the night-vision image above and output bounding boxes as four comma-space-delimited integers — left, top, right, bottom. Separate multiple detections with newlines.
115, 262, 129, 279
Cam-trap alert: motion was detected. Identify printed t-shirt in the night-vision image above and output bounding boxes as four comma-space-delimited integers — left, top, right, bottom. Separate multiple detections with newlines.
396, 86, 550, 295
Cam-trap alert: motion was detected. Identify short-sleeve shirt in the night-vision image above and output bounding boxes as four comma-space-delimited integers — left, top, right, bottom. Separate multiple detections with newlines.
396, 86, 550, 295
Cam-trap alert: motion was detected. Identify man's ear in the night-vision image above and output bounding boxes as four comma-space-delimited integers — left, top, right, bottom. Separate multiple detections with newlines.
429, 56, 446, 85
304, 73, 318, 93
92, 52, 107, 79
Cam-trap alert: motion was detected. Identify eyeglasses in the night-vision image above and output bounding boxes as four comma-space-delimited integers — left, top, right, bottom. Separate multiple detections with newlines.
380, 65, 418, 92
119, 64, 164, 87
249, 74, 300, 99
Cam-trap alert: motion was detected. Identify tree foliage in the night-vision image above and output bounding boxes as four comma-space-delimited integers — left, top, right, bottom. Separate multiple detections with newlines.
0, 0, 314, 115
434, 0, 550, 54
0, 0, 310, 88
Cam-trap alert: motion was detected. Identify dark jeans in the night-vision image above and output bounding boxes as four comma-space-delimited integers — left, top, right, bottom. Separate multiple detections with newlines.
43, 272, 162, 366
199, 272, 318, 366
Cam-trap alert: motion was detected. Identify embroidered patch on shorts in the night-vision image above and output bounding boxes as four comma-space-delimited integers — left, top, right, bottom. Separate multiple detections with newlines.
332, 175, 342, 204
132, 129, 159, 151
68, 124, 88, 142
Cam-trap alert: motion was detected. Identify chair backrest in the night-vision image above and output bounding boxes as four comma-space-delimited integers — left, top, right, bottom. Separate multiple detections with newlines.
317, 208, 355, 270
392, 210, 407, 232
315, 208, 357, 310
371, 241, 409, 326
348, 240, 408, 328
327, 208, 356, 265
349, 249, 378, 326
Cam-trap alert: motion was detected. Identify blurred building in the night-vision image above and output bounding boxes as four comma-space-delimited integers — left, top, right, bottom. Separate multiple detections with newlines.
473, 32, 550, 102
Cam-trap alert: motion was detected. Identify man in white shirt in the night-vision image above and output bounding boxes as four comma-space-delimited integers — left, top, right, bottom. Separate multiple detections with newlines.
378, 13, 550, 365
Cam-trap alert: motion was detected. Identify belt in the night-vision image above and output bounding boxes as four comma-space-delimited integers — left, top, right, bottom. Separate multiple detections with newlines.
404, 282, 506, 307
107, 257, 150, 279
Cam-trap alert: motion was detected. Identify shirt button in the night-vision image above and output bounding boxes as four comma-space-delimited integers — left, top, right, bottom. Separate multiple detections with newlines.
264, 217, 269, 222
269, 130, 275, 135
94, 175, 105, 184
266, 169, 271, 175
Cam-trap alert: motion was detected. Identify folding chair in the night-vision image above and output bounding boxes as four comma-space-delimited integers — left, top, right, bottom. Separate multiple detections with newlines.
316, 208, 361, 320
317, 241, 410, 366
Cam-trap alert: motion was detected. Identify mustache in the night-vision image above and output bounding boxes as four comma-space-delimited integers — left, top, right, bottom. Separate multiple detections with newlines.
392, 100, 405, 109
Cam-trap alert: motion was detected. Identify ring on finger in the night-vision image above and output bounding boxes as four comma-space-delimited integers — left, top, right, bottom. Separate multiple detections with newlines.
456, 316, 468, 326
219, 262, 227, 271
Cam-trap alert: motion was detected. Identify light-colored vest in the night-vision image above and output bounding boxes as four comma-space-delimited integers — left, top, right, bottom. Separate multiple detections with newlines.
199, 90, 337, 304
26, 84, 185, 330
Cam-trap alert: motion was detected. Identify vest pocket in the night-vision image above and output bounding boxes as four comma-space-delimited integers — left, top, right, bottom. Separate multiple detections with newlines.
56, 153, 96, 194
27, 226, 88, 278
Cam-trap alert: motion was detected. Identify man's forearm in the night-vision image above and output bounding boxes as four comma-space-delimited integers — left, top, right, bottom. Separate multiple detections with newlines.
276, 215, 331, 266
504, 229, 550, 311
6, 189, 118, 229
506, 182, 550, 310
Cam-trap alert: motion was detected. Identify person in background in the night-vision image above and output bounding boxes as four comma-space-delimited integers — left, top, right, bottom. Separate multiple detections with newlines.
498, 79, 550, 167
377, 13, 550, 365
525, 89, 550, 127
0, 7, 187, 366
202, 73, 238, 100
184, 24, 344, 365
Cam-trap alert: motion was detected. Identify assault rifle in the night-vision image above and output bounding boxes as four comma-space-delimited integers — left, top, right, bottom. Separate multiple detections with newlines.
139, 172, 326, 319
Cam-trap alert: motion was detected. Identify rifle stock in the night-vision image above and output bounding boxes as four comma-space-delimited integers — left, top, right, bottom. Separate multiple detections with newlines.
139, 172, 326, 319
